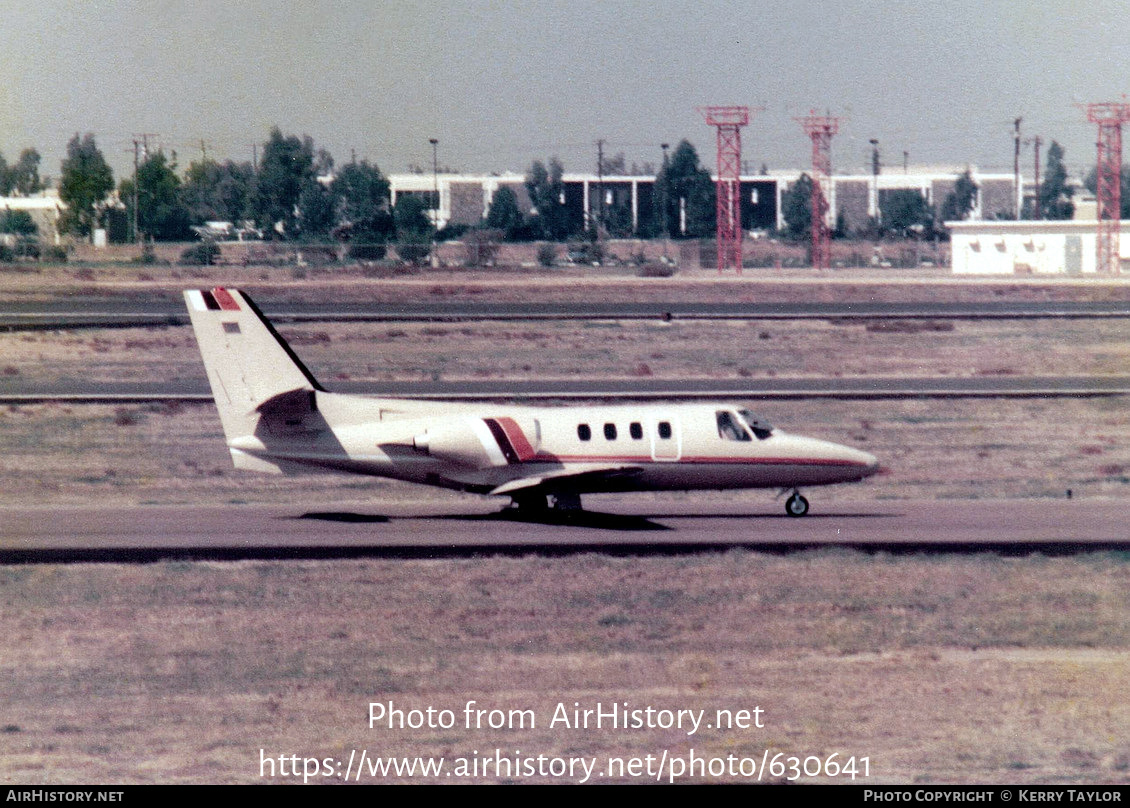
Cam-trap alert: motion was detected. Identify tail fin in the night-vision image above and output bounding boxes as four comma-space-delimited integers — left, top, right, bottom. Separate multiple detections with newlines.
184, 288, 323, 447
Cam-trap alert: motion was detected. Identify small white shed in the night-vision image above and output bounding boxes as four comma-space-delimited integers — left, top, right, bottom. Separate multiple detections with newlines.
948, 220, 1129, 275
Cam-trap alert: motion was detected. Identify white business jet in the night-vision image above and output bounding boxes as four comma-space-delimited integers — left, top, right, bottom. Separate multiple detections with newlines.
184, 288, 879, 516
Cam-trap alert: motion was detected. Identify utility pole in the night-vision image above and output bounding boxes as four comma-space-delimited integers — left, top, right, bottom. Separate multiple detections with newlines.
131, 139, 140, 244
869, 139, 881, 225
1032, 135, 1042, 220
139, 133, 158, 159
660, 142, 670, 256
596, 139, 605, 235
130, 133, 158, 244
1013, 117, 1022, 218
429, 137, 439, 267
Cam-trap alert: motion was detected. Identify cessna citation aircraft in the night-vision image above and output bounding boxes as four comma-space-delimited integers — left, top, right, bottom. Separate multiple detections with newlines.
184, 288, 879, 517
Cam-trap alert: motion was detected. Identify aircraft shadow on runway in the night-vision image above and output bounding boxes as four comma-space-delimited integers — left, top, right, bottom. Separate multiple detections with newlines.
293, 508, 900, 531
295, 509, 669, 531
297, 511, 391, 524
642, 512, 903, 520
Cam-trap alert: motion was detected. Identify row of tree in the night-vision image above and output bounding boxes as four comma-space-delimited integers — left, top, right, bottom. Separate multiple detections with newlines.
48, 129, 402, 246
0, 149, 42, 197
506, 141, 717, 242
10, 129, 1100, 246
778, 140, 1079, 241
41, 129, 724, 246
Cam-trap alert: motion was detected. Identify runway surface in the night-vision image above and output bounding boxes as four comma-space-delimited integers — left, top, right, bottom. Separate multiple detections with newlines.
5, 375, 1130, 402
2, 299, 1129, 329
2, 498, 1126, 562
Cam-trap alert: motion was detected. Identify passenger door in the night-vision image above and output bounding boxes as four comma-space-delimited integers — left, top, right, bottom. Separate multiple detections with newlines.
650, 416, 681, 461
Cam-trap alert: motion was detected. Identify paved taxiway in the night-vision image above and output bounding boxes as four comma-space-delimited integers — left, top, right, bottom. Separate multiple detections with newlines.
5, 375, 1129, 403
2, 299, 1129, 330
2, 498, 1126, 561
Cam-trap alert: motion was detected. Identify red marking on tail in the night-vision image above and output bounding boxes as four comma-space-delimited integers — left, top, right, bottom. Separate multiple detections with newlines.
211, 287, 241, 311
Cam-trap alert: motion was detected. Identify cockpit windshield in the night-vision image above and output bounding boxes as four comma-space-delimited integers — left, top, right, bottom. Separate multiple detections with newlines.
716, 410, 751, 441
738, 409, 774, 440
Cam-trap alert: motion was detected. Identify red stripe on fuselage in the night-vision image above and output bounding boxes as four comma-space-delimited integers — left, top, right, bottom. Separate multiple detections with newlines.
531, 453, 868, 466
494, 417, 536, 461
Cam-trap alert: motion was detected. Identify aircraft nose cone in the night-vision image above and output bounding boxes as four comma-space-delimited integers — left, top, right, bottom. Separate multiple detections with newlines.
836, 444, 880, 479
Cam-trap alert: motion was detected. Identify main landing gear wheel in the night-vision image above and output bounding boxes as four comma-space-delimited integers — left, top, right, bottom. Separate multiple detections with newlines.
548, 492, 582, 511
511, 492, 583, 514
511, 493, 548, 513
785, 492, 810, 518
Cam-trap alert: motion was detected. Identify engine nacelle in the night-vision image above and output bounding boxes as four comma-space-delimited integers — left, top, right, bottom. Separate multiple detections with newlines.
413, 416, 539, 469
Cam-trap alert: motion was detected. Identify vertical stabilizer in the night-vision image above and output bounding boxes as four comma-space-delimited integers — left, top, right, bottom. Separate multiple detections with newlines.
184, 288, 323, 445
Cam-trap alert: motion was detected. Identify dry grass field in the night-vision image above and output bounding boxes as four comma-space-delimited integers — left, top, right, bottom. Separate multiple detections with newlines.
1, 262, 1129, 784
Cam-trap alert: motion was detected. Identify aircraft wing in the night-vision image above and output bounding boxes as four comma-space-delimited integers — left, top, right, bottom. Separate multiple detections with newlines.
489, 463, 645, 497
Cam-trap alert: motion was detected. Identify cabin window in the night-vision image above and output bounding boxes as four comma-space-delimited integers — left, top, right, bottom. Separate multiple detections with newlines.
717, 410, 751, 441
604, 423, 617, 440
629, 422, 643, 440
577, 424, 591, 441
657, 421, 672, 440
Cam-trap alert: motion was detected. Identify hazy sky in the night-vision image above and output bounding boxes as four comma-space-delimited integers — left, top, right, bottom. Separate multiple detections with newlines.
2, 0, 1126, 183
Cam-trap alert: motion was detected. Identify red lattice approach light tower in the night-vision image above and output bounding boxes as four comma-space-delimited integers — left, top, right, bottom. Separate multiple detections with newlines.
795, 111, 840, 270
701, 106, 751, 273
1085, 101, 1130, 274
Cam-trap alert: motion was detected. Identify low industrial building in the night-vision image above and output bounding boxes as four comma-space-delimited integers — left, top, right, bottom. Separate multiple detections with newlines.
949, 220, 1128, 275
389, 168, 1018, 237
0, 192, 65, 242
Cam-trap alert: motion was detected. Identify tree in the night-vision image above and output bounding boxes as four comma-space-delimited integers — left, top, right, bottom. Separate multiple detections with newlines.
780, 173, 813, 239
605, 200, 634, 237
599, 151, 627, 176
393, 194, 431, 236
1083, 165, 1130, 219
1039, 141, 1074, 220
252, 127, 317, 236
181, 159, 255, 225
0, 151, 10, 195
484, 185, 525, 240
940, 169, 978, 222
58, 133, 114, 238
880, 189, 933, 236
655, 140, 714, 238
0, 210, 37, 236
11, 149, 41, 196
525, 158, 572, 240
296, 181, 336, 240
331, 159, 391, 242
119, 150, 191, 241
393, 194, 432, 263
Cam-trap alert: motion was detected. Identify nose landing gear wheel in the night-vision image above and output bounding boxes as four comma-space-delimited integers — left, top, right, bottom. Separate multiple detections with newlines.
785, 492, 809, 517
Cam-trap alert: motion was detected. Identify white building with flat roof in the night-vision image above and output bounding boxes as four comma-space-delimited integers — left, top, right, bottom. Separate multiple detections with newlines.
0, 192, 65, 242
949, 220, 1129, 275
389, 167, 1020, 237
